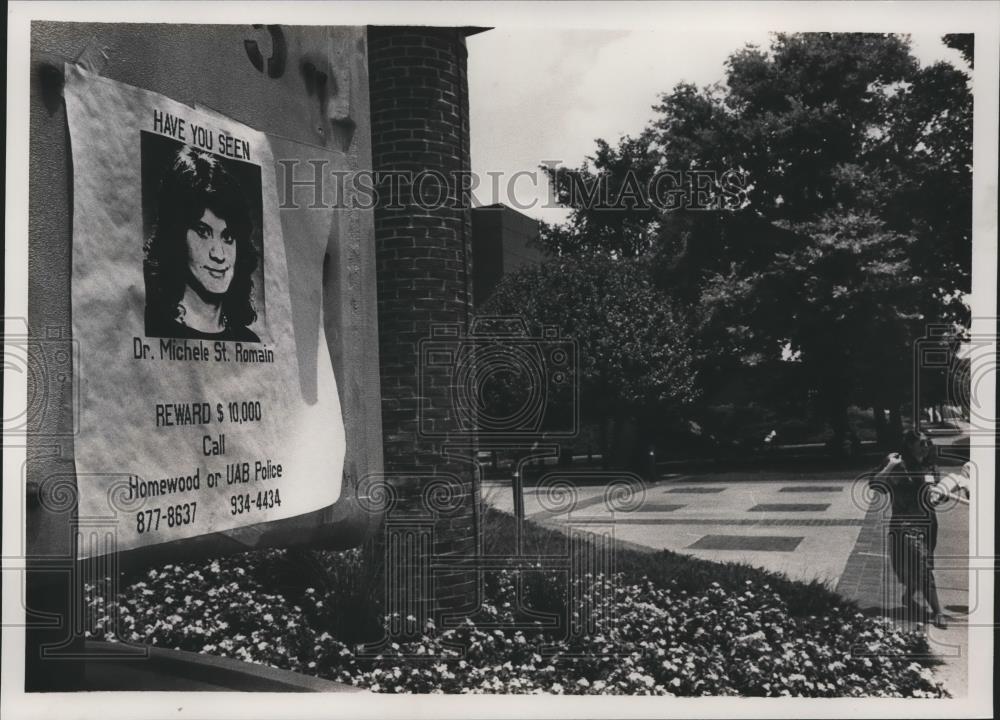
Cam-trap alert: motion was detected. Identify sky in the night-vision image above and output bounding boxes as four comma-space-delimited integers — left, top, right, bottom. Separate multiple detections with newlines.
466, 30, 967, 224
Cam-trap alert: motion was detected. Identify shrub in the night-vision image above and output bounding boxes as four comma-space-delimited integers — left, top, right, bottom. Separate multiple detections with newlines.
86, 553, 947, 697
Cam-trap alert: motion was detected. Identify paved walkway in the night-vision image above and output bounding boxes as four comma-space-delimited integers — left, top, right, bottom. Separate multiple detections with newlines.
484, 469, 872, 586
482, 467, 970, 696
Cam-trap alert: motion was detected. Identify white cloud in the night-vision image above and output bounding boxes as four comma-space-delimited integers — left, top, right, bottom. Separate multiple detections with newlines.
468, 29, 963, 223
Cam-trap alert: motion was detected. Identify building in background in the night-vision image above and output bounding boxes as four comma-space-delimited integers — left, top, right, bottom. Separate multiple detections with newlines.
471, 203, 543, 307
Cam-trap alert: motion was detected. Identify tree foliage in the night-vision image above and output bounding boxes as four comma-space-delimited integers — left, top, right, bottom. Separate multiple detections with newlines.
482, 256, 697, 465
533, 32, 972, 450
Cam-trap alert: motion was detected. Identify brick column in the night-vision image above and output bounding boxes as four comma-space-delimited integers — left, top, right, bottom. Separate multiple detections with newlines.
368, 26, 478, 620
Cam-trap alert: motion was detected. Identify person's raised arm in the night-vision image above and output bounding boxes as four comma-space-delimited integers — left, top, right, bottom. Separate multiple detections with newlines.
869, 452, 904, 493
875, 452, 904, 480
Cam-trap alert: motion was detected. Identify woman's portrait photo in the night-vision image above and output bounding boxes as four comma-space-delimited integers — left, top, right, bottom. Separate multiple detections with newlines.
142, 132, 266, 342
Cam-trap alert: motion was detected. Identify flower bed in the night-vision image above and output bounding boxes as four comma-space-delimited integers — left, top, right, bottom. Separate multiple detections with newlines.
479, 506, 856, 619
85, 549, 947, 697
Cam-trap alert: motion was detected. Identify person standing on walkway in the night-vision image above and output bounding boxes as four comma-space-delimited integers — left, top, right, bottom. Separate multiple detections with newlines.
873, 429, 948, 629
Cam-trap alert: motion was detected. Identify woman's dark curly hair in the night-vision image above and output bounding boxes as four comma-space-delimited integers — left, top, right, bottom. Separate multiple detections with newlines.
144, 146, 258, 331
900, 428, 936, 470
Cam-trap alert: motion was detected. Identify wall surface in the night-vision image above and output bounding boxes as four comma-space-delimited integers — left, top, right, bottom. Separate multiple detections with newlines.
25, 22, 383, 688
471, 204, 542, 307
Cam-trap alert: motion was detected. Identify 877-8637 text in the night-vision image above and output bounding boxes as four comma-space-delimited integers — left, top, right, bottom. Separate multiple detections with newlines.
136, 501, 197, 534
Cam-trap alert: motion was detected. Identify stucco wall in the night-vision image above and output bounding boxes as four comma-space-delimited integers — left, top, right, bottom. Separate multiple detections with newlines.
26, 22, 383, 571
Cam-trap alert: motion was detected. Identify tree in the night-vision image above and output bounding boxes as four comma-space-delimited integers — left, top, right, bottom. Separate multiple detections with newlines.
538, 131, 665, 258
481, 256, 697, 470
537, 32, 972, 451
872, 58, 973, 325
943, 33, 973, 69
702, 212, 924, 447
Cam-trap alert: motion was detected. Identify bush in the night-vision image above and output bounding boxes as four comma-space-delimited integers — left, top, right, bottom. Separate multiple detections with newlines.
323, 573, 944, 697
85, 547, 947, 697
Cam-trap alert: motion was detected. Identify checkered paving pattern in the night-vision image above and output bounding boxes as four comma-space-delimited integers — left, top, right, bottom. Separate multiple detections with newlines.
610, 517, 864, 526
748, 503, 831, 512
688, 534, 804, 552
628, 503, 685, 513
780, 486, 843, 493
665, 487, 727, 494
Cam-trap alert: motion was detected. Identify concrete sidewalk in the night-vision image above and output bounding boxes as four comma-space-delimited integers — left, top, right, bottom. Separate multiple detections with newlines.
483, 469, 872, 587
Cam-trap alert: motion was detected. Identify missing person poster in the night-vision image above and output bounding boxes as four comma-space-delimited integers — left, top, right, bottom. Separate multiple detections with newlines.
64, 64, 346, 557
